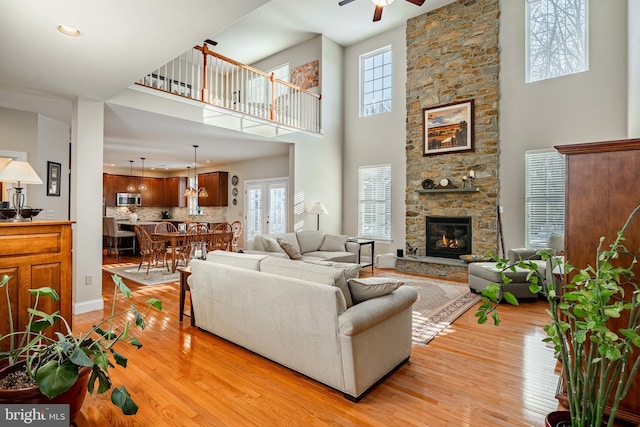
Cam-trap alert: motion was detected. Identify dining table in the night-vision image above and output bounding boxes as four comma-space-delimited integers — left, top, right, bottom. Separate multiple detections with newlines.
150, 230, 232, 272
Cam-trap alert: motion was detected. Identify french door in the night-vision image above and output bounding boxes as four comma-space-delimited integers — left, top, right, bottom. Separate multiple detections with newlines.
245, 178, 288, 241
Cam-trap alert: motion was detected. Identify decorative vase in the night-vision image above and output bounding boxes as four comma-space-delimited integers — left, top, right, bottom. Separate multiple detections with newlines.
129, 213, 138, 223
545, 410, 572, 427
0, 361, 92, 423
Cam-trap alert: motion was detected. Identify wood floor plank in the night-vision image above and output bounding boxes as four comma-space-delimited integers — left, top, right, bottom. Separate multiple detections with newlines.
72, 254, 565, 426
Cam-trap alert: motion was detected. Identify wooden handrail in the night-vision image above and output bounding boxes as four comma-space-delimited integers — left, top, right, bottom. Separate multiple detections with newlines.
194, 44, 321, 100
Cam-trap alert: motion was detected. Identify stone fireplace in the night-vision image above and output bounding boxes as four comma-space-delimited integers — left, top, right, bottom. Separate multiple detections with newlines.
425, 216, 472, 259
398, 0, 500, 279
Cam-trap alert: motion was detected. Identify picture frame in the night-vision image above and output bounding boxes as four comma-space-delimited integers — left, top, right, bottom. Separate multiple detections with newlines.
47, 161, 61, 197
423, 99, 474, 156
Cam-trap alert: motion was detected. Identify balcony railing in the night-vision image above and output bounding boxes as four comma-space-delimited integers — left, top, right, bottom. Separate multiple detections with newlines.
135, 44, 321, 134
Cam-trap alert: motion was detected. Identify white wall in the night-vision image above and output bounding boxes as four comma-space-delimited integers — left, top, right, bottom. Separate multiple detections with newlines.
342, 25, 407, 257
498, 0, 628, 251
35, 115, 70, 219
630, 2, 640, 138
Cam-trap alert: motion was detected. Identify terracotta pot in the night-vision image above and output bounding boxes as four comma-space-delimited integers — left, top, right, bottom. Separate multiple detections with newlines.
545, 410, 572, 427
0, 361, 91, 423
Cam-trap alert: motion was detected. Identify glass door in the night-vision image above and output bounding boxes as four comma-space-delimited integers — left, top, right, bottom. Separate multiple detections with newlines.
245, 178, 288, 241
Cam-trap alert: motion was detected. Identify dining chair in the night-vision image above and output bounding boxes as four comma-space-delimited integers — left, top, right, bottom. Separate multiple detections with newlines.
230, 220, 243, 252
134, 225, 167, 274
179, 223, 210, 265
209, 222, 232, 252
154, 221, 184, 269
103, 216, 136, 260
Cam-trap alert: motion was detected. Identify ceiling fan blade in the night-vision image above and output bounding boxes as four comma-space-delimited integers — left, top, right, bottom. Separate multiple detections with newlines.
373, 5, 383, 22
406, 0, 425, 5
338, 0, 356, 6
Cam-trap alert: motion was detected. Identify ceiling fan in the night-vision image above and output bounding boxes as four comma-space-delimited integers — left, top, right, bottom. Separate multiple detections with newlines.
338, 0, 426, 22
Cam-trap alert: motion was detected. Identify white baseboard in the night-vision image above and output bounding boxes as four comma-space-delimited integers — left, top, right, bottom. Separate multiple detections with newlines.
73, 299, 104, 315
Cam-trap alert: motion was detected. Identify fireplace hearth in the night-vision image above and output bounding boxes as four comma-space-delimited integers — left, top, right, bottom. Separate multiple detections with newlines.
426, 216, 472, 259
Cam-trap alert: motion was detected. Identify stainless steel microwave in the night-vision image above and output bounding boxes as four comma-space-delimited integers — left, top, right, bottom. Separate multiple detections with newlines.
116, 193, 142, 206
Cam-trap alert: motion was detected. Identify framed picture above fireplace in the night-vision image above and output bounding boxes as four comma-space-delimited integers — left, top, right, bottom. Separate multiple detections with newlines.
423, 99, 474, 156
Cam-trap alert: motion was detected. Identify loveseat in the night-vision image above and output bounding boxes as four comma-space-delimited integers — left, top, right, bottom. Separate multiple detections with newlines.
246, 230, 360, 263
188, 250, 418, 401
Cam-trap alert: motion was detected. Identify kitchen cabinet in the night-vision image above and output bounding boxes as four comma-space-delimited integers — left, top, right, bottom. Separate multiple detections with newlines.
198, 172, 228, 207
140, 177, 165, 207
103, 174, 118, 206
117, 175, 138, 193
164, 177, 187, 207
556, 138, 640, 423
0, 221, 73, 351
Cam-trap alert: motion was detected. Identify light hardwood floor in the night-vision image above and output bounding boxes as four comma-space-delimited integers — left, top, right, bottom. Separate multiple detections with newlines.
74, 254, 563, 426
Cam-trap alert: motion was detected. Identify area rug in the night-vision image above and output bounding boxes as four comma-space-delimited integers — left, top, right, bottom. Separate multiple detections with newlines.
103, 263, 180, 286
377, 273, 481, 346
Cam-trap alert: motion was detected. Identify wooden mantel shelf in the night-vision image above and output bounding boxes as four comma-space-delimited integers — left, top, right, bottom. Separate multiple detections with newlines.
416, 188, 479, 194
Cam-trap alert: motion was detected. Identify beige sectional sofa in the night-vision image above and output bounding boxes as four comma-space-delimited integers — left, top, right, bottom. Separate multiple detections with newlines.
246, 230, 360, 263
188, 250, 418, 401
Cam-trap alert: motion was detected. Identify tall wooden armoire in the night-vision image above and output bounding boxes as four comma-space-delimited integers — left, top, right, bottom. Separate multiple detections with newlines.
556, 138, 640, 423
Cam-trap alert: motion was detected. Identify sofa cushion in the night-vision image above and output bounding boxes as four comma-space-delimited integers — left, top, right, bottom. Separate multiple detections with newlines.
319, 234, 348, 252
206, 250, 268, 270
260, 256, 354, 308
278, 237, 302, 260
468, 261, 537, 283
347, 277, 404, 304
303, 260, 360, 280
296, 230, 325, 254
303, 251, 357, 263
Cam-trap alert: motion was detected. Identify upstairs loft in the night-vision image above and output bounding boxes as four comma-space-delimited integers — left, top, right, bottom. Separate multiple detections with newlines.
131, 43, 322, 138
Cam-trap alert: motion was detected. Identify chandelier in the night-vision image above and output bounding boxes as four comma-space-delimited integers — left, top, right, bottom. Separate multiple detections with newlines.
138, 157, 147, 191
126, 160, 136, 192
184, 145, 208, 198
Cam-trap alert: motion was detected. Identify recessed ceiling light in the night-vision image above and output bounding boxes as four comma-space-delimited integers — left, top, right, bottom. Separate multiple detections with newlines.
57, 25, 81, 36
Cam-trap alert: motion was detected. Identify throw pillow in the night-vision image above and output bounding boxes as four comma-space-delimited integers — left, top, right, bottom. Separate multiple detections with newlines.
319, 234, 348, 252
263, 236, 286, 254
278, 237, 302, 260
348, 277, 403, 304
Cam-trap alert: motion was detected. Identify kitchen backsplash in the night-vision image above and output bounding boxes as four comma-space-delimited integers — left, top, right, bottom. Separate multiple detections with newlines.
105, 206, 228, 223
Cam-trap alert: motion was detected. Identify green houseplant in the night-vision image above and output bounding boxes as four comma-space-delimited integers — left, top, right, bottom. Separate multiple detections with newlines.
476, 205, 640, 427
0, 273, 162, 419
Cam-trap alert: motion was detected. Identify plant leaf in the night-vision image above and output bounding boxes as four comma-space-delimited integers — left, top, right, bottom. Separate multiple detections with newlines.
111, 386, 139, 415
111, 274, 131, 298
35, 360, 78, 398
146, 297, 163, 311
28, 287, 60, 301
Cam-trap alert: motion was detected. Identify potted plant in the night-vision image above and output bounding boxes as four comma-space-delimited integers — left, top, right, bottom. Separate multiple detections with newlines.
476, 205, 640, 427
0, 273, 162, 421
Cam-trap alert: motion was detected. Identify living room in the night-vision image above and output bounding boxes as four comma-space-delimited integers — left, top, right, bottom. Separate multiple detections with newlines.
0, 0, 638, 425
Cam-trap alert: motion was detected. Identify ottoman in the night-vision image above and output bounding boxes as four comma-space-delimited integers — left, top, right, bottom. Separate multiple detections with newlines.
468, 261, 545, 299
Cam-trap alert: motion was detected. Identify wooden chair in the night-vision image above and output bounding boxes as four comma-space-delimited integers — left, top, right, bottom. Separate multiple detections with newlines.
134, 225, 167, 274
180, 223, 210, 265
209, 222, 232, 252
154, 221, 185, 269
230, 220, 243, 251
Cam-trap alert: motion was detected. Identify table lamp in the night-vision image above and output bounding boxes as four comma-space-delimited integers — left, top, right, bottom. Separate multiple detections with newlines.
0, 160, 43, 221
309, 202, 328, 231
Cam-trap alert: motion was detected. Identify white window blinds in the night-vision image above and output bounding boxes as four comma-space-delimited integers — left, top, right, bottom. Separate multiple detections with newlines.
358, 164, 391, 240
525, 149, 565, 247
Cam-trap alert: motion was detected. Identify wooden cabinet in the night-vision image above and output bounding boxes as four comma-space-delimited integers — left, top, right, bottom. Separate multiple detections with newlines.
164, 177, 187, 207
140, 177, 164, 207
103, 174, 118, 206
0, 221, 73, 351
117, 175, 137, 193
556, 139, 640, 423
198, 172, 228, 207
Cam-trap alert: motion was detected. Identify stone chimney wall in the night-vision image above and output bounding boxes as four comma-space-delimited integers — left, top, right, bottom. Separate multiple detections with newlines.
405, 0, 500, 258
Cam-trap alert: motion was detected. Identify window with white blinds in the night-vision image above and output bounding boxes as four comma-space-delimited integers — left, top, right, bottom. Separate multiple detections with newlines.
525, 149, 565, 247
358, 164, 391, 240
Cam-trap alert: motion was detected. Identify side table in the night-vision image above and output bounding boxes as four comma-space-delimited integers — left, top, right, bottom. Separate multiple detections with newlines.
348, 238, 375, 274
177, 266, 195, 326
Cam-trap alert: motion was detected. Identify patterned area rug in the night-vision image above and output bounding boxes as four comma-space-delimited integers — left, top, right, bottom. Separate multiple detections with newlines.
103, 263, 180, 286
378, 272, 481, 346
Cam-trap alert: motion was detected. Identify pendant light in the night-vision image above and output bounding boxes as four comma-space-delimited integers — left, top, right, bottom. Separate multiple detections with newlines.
126, 160, 136, 192
192, 145, 208, 198
184, 166, 196, 197
138, 157, 147, 191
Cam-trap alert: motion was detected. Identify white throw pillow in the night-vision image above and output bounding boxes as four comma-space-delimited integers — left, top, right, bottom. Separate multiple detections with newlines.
319, 234, 348, 252
263, 236, 286, 254
277, 237, 302, 260
348, 277, 403, 304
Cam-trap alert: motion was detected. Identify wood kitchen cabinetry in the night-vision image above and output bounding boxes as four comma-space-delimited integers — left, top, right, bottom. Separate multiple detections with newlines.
103, 174, 117, 206
164, 177, 187, 207
556, 138, 640, 423
0, 221, 73, 351
198, 172, 228, 207
140, 177, 164, 207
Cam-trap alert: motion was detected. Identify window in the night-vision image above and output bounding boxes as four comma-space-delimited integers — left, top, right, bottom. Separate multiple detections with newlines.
525, 149, 565, 247
360, 47, 392, 117
526, 0, 588, 83
358, 164, 391, 240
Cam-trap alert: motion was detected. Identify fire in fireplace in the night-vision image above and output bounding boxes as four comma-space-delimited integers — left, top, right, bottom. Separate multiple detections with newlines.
425, 216, 472, 259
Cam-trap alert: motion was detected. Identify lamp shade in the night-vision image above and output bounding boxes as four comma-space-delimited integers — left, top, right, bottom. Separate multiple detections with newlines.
309, 202, 328, 215
371, 0, 394, 6
0, 160, 43, 185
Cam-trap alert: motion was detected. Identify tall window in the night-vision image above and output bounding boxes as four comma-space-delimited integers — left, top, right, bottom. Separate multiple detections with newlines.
525, 149, 565, 247
358, 164, 391, 240
526, 0, 588, 83
360, 47, 392, 117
